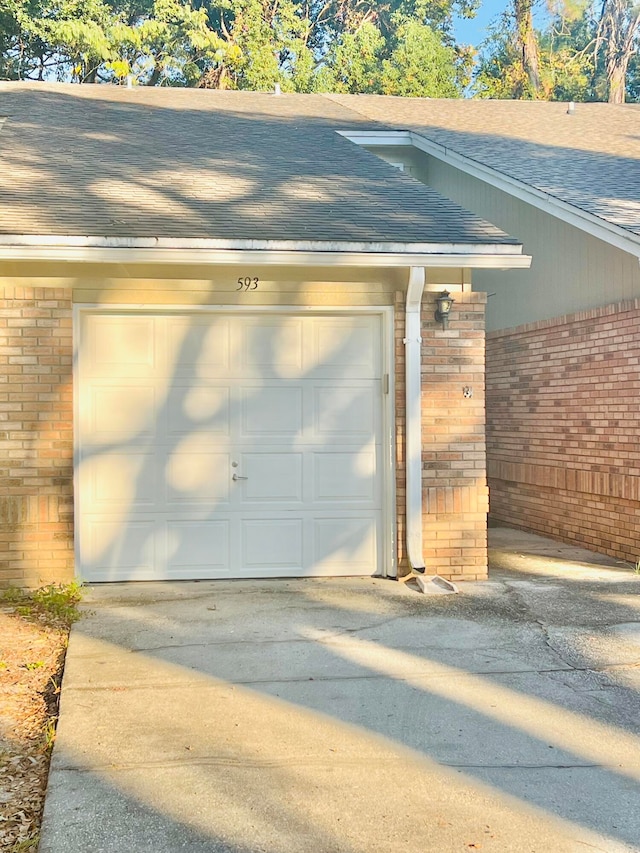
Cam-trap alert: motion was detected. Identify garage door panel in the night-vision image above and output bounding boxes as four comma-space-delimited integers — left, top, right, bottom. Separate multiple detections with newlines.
313, 449, 378, 503
240, 385, 303, 437
308, 317, 380, 379
81, 384, 158, 443
83, 315, 156, 378
241, 518, 304, 571
240, 452, 303, 503
241, 317, 304, 379
167, 316, 231, 378
81, 518, 157, 578
313, 516, 378, 574
166, 519, 230, 573
165, 449, 231, 506
314, 384, 378, 438
166, 385, 231, 437
79, 450, 158, 511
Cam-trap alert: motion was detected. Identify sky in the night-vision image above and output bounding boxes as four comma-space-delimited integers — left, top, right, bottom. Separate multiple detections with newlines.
453, 0, 551, 48
453, 0, 507, 47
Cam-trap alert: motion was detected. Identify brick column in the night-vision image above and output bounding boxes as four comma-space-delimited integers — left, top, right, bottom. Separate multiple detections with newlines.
395, 290, 489, 581
0, 286, 74, 588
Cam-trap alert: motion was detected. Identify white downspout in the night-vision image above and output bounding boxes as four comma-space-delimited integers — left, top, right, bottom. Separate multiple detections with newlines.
404, 266, 427, 573
404, 267, 457, 593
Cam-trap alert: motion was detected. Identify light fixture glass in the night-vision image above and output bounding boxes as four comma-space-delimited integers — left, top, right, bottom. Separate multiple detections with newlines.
435, 290, 454, 329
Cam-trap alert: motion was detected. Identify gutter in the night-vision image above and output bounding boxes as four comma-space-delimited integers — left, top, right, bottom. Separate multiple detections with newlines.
0, 236, 531, 270
404, 267, 457, 595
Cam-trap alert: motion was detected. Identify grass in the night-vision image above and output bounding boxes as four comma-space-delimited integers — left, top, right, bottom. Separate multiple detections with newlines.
1, 582, 83, 629
11, 840, 39, 852
42, 712, 59, 752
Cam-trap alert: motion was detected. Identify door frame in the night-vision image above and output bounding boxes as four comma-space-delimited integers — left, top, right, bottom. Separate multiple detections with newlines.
73, 304, 397, 580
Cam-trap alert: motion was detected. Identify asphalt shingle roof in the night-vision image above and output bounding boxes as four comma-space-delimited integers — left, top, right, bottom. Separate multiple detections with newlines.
2, 84, 635, 249
329, 95, 640, 239
0, 83, 517, 248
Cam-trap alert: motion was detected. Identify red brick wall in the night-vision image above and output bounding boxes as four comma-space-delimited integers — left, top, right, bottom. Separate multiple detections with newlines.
486, 299, 640, 565
395, 290, 489, 581
0, 286, 74, 588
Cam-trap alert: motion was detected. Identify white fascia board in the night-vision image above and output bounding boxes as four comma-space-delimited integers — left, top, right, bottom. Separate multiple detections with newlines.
344, 129, 640, 260
0, 234, 522, 253
0, 240, 531, 270
337, 130, 413, 147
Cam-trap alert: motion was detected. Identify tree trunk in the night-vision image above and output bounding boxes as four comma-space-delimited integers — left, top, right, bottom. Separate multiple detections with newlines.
599, 0, 640, 105
514, 0, 541, 95
147, 62, 163, 86
608, 60, 628, 102
197, 65, 229, 89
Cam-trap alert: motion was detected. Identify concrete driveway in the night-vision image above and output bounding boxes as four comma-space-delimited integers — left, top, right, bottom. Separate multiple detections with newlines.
39, 528, 640, 853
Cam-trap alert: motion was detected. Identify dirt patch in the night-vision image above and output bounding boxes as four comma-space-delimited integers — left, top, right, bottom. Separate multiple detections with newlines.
0, 593, 77, 852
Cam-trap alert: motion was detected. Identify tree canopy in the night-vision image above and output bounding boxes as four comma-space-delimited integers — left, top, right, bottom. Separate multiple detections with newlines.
473, 0, 640, 102
0, 0, 476, 95
0, 0, 638, 101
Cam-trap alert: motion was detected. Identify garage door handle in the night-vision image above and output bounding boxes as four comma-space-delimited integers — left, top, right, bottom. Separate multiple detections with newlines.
232, 473, 248, 481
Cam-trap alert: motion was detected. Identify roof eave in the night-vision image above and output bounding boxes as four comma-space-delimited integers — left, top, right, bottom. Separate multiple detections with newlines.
0, 237, 531, 270
408, 132, 640, 260
343, 130, 640, 260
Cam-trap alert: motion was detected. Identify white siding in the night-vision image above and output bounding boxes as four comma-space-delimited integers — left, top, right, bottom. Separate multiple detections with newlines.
366, 145, 640, 332
426, 158, 640, 331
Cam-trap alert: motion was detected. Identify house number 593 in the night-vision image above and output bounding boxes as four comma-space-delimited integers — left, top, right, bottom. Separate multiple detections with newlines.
237, 277, 259, 291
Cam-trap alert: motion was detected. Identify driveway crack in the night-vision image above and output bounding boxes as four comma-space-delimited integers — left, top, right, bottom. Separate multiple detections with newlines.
503, 581, 580, 671
533, 616, 580, 671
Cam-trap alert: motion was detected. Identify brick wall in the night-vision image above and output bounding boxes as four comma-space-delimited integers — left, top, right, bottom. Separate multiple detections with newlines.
395, 290, 489, 581
0, 286, 74, 588
487, 299, 640, 565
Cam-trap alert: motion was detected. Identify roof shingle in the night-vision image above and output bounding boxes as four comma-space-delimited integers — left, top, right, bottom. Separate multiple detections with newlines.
329, 95, 640, 238
0, 83, 518, 248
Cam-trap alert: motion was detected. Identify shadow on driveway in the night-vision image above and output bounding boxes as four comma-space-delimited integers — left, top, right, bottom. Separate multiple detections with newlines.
39, 528, 640, 853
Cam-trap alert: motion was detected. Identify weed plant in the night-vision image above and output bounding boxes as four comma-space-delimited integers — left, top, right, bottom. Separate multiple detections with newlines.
1, 582, 83, 628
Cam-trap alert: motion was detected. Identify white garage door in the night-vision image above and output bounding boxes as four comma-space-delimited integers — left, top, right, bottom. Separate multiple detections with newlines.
76, 311, 386, 581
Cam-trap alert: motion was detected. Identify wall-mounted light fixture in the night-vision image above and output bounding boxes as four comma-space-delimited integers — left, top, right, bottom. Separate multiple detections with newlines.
435, 290, 454, 330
